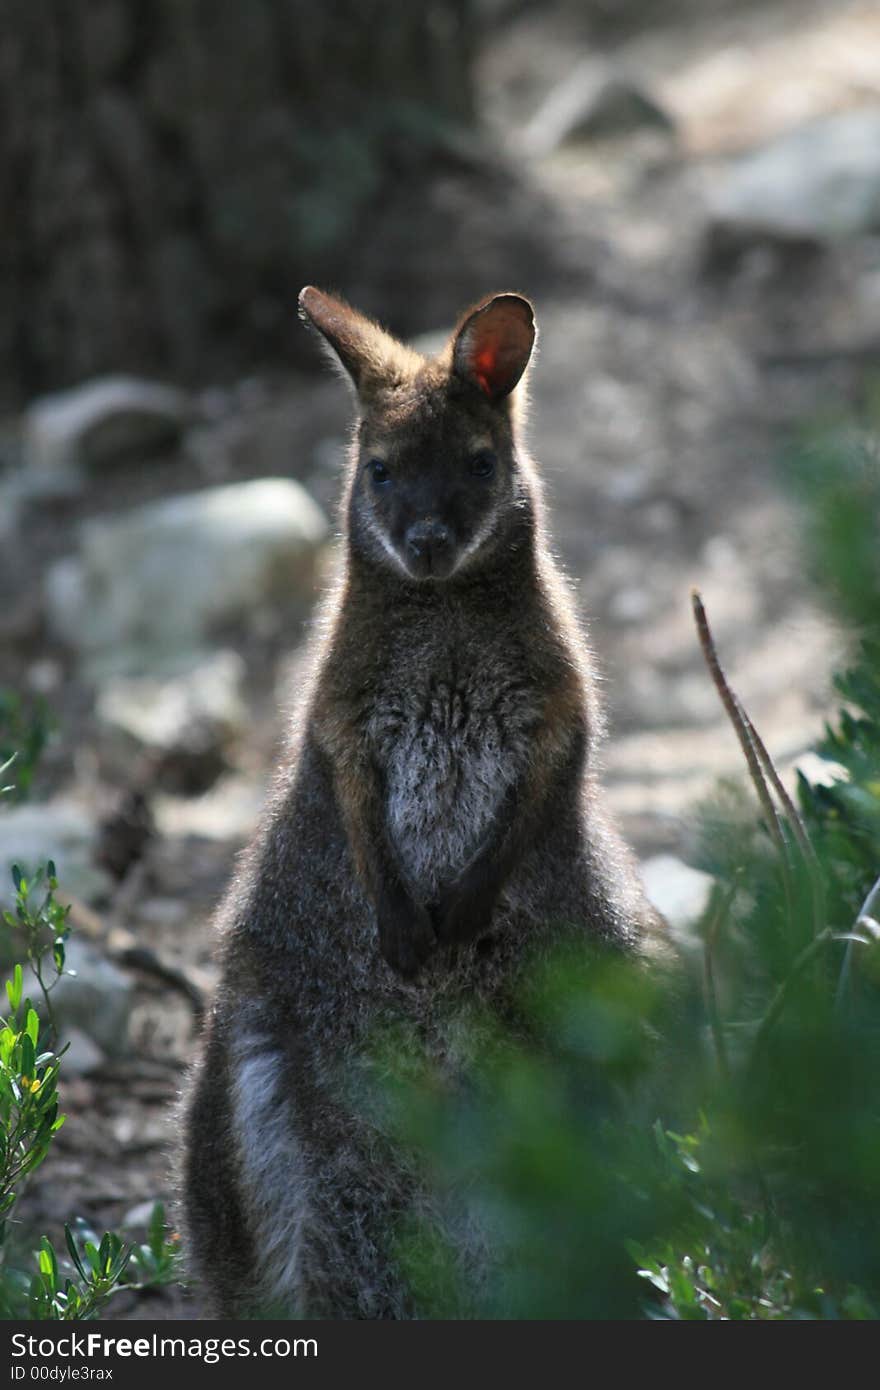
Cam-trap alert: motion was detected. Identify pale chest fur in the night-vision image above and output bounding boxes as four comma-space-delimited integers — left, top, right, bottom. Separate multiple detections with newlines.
366, 650, 542, 896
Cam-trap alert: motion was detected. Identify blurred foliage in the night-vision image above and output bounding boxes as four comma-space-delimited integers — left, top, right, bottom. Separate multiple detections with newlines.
0, 705, 57, 968
786, 413, 880, 636
22, 1206, 180, 1322
1, 862, 71, 1042
0, 694, 52, 801
0, 770, 180, 1318
376, 422, 880, 1319
0, 860, 181, 1319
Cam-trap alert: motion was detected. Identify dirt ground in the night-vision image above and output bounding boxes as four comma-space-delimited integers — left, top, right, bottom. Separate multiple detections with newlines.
2, 0, 878, 1318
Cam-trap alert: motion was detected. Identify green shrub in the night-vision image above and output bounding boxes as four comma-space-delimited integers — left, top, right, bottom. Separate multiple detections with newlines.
377, 426, 880, 1320
0, 754, 180, 1319
376, 632, 880, 1319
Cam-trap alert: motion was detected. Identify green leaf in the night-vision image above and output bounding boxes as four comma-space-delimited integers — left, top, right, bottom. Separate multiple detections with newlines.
38, 1238, 58, 1291
6, 964, 22, 1013
25, 1009, 38, 1049
148, 1202, 166, 1259
64, 1226, 88, 1282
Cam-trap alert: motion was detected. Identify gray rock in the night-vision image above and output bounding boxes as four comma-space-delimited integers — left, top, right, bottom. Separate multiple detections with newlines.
184, 387, 343, 485
0, 419, 26, 537
707, 109, 880, 243
45, 478, 329, 674
59, 1026, 106, 1077
44, 557, 87, 634
153, 772, 264, 842
0, 480, 22, 543
0, 801, 112, 905
523, 61, 675, 158
640, 854, 714, 949
123, 1200, 160, 1231
96, 650, 247, 794
409, 330, 448, 358
47, 940, 132, 1055
96, 650, 247, 751
21, 376, 189, 496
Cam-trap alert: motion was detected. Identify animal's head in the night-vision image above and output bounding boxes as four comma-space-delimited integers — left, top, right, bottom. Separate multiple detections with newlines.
298, 287, 537, 583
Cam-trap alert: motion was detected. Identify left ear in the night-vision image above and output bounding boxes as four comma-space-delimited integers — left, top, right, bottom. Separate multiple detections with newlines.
298, 286, 420, 399
451, 293, 536, 402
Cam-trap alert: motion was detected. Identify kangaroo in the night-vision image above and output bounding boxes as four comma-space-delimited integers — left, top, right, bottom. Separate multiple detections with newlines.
181, 288, 661, 1318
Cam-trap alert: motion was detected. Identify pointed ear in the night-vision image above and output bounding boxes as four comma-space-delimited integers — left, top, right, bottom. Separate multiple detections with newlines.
451, 293, 536, 402
298, 286, 418, 397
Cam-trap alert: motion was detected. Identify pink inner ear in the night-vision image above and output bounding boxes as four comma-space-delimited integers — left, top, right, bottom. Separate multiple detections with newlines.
473, 344, 500, 397
454, 295, 535, 399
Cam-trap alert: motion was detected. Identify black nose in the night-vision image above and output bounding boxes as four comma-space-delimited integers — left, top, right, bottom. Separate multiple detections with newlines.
405, 520, 452, 571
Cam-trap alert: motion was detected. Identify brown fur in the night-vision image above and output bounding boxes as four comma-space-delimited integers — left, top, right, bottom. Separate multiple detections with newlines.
181, 289, 662, 1318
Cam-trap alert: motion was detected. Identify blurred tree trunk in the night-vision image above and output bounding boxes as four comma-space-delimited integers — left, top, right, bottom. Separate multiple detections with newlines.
0, 0, 480, 398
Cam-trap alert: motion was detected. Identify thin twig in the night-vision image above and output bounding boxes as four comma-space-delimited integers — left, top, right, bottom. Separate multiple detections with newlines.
703, 882, 736, 1082
858, 874, 880, 935
691, 590, 796, 924
738, 702, 825, 941
748, 928, 834, 1074
835, 871, 880, 1013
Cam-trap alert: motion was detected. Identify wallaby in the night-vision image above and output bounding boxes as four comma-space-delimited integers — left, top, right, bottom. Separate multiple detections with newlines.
182, 287, 661, 1318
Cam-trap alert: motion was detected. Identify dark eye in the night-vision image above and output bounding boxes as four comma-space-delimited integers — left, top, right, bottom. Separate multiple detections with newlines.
468, 450, 496, 479
367, 458, 392, 487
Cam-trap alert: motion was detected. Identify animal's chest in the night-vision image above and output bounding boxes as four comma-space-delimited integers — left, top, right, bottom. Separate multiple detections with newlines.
367, 658, 540, 894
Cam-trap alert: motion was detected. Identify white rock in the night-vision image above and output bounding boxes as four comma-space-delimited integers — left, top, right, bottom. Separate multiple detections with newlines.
641, 854, 715, 943
0, 800, 111, 904
96, 650, 246, 750
45, 477, 329, 674
22, 376, 189, 495
795, 753, 850, 789
707, 109, 880, 242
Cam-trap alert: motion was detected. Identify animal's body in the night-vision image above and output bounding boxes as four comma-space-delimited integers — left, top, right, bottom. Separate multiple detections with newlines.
182, 288, 661, 1317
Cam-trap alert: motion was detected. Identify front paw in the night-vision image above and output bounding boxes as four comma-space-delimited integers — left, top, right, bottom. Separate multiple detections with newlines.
377, 886, 436, 978
433, 877, 499, 947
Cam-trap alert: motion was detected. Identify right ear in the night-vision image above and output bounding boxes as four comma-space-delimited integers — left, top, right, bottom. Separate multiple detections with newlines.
298, 287, 418, 397
451, 293, 536, 403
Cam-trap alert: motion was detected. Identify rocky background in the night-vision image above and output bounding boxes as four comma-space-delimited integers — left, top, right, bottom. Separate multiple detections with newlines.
0, 0, 878, 1317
